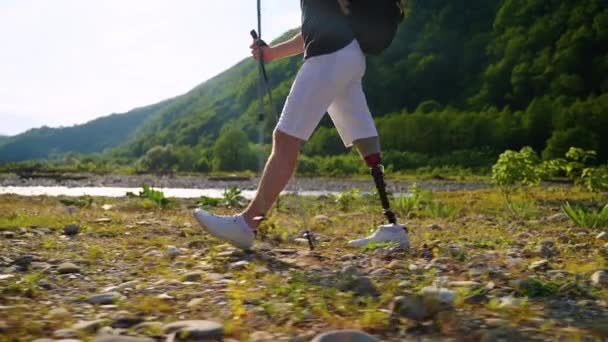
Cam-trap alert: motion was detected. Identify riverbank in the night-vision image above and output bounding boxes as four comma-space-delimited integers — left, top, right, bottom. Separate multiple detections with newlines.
0, 173, 490, 194
1, 186, 607, 341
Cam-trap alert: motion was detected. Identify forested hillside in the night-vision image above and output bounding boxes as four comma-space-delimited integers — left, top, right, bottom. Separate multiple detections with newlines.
114, 0, 608, 172
0, 101, 172, 161
2, 0, 606, 172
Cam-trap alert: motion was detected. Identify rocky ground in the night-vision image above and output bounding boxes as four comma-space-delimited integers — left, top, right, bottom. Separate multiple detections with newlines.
0, 186, 607, 341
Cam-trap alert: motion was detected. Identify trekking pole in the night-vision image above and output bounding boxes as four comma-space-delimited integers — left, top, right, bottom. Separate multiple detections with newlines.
251, 0, 314, 251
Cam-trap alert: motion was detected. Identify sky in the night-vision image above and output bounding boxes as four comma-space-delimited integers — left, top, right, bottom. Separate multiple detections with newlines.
0, 0, 301, 136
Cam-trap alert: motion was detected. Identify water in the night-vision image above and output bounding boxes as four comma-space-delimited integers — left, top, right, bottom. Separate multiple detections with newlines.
0, 186, 344, 199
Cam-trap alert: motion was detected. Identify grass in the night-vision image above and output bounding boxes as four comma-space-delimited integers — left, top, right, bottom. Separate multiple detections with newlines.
0, 184, 606, 340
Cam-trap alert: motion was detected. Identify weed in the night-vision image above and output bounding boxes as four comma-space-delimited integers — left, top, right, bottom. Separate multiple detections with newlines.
562, 202, 608, 228
335, 188, 361, 211
86, 244, 107, 262
424, 200, 460, 219
126, 185, 171, 209
506, 198, 541, 220
221, 186, 246, 208
126, 295, 176, 315
518, 278, 560, 297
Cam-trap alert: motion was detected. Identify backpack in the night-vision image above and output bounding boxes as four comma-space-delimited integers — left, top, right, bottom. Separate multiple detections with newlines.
346, 0, 405, 55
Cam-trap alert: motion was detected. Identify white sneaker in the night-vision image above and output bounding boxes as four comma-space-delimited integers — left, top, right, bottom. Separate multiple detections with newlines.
193, 209, 255, 250
348, 224, 410, 250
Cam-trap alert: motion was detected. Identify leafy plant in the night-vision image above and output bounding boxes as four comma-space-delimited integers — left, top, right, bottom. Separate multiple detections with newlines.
492, 147, 543, 197
335, 188, 361, 211
126, 185, 171, 209
221, 186, 246, 208
392, 183, 431, 216
562, 202, 608, 228
517, 278, 560, 298
424, 200, 460, 219
580, 165, 608, 193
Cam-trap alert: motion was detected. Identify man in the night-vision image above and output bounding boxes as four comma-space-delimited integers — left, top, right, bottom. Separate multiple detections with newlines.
194, 0, 409, 250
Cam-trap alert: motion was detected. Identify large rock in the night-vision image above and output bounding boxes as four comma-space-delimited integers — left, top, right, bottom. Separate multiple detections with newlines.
57, 262, 81, 274
164, 320, 223, 341
311, 330, 379, 342
336, 274, 380, 297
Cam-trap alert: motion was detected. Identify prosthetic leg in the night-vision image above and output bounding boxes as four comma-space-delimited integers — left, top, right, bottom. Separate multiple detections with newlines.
349, 138, 409, 249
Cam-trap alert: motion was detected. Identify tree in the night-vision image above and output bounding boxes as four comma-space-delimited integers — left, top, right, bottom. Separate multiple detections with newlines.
212, 125, 256, 172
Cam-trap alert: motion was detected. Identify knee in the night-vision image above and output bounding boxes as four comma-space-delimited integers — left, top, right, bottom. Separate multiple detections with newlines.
272, 129, 303, 153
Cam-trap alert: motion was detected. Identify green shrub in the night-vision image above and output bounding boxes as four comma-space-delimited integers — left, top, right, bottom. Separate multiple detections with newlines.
492, 147, 543, 196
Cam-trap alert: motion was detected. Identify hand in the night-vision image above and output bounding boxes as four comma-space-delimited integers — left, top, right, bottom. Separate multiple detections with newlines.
250, 40, 275, 63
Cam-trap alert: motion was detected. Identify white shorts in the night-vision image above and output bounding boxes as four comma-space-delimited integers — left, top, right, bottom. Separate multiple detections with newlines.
276, 40, 378, 147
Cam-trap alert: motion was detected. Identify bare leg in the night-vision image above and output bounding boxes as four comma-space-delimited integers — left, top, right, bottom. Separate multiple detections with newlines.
241, 129, 302, 229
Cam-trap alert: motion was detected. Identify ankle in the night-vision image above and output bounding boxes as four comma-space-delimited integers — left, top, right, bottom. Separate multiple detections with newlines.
242, 212, 262, 230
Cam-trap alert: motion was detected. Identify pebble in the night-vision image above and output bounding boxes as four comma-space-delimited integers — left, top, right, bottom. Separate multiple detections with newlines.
448, 281, 481, 288
1, 231, 16, 239
72, 319, 109, 333
249, 331, 276, 341
229, 261, 249, 270
110, 311, 142, 329
369, 268, 392, 277
103, 280, 140, 293
53, 329, 79, 339
390, 295, 437, 321
336, 275, 379, 297
14, 255, 34, 267
529, 259, 550, 271
181, 272, 203, 282
95, 334, 154, 342
164, 320, 223, 341
64, 224, 80, 236
464, 293, 489, 304
597, 232, 608, 241
57, 262, 81, 274
591, 271, 608, 287
88, 292, 123, 305
311, 330, 379, 342
47, 307, 70, 318
313, 215, 331, 224
186, 298, 205, 308
166, 246, 182, 258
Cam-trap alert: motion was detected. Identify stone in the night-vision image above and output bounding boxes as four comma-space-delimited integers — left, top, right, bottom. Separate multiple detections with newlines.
95, 335, 154, 342
529, 259, 550, 271
390, 295, 438, 322
2, 231, 16, 239
111, 311, 143, 329
547, 213, 568, 222
480, 327, 523, 342
249, 331, 276, 341
336, 275, 379, 297
14, 255, 34, 267
186, 298, 205, 308
591, 271, 608, 287
229, 261, 249, 270
88, 292, 124, 305
464, 293, 488, 304
311, 330, 379, 342
53, 329, 79, 339
167, 246, 182, 258
369, 268, 393, 277
57, 262, 81, 274
103, 280, 140, 293
387, 260, 404, 270
597, 232, 608, 241
428, 223, 442, 230
47, 307, 70, 318
447, 281, 481, 288
72, 319, 110, 333
182, 272, 203, 282
164, 320, 223, 341
64, 224, 80, 236
422, 287, 456, 307
313, 215, 331, 224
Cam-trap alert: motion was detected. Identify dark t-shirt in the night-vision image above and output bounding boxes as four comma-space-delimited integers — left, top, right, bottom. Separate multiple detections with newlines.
301, 0, 355, 59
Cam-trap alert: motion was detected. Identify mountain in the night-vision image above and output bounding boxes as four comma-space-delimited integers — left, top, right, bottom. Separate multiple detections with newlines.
1, 0, 606, 166
0, 135, 10, 145
0, 101, 173, 161
116, 0, 608, 166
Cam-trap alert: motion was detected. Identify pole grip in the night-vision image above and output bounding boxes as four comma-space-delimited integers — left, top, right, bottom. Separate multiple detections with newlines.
250, 30, 268, 47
